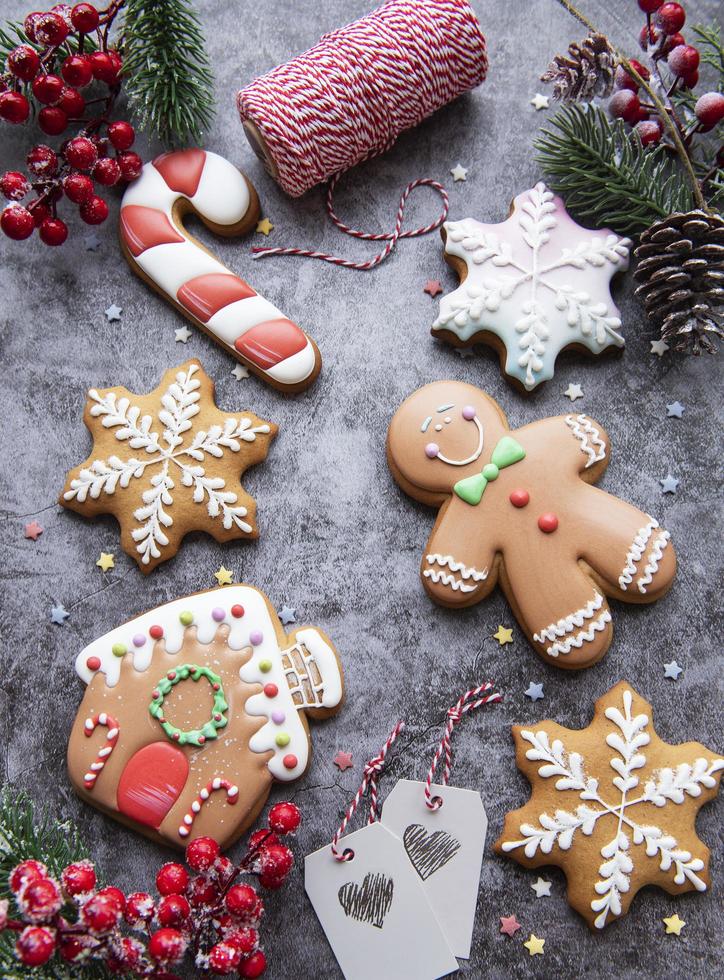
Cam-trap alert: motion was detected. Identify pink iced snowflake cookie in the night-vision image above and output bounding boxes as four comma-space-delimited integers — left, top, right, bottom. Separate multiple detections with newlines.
432, 183, 631, 391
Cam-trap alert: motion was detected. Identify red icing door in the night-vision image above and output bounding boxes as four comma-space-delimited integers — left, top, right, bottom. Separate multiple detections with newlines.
116, 742, 188, 829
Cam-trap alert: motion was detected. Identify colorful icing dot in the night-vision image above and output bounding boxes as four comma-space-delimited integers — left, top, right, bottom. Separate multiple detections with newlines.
111, 642, 127, 658
283, 754, 298, 770
132, 633, 146, 647
249, 629, 263, 646
538, 513, 559, 534
231, 604, 245, 618
510, 489, 530, 508
425, 442, 439, 459
271, 711, 286, 725
275, 733, 291, 747
149, 624, 164, 639
258, 659, 272, 673
179, 611, 193, 626
86, 655, 101, 671
462, 405, 476, 420
211, 607, 225, 622
264, 683, 279, 698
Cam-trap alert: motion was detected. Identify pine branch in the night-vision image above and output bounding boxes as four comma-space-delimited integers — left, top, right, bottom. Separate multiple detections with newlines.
121, 0, 215, 147
534, 104, 696, 236
691, 22, 724, 85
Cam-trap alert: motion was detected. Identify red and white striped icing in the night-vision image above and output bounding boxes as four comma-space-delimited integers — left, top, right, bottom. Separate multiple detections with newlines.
83, 712, 120, 789
120, 149, 317, 388
178, 776, 239, 839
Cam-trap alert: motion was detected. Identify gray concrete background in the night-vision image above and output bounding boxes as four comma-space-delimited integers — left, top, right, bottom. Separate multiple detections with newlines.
1, 0, 722, 977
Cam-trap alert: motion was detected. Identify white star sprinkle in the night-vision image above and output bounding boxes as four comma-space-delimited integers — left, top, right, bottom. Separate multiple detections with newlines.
104, 304, 122, 322
525, 682, 544, 702
663, 660, 683, 680
174, 325, 192, 343
279, 605, 296, 625
85, 233, 101, 251
530, 93, 550, 111
450, 164, 468, 182
660, 475, 679, 494
231, 364, 249, 381
666, 401, 684, 418
531, 877, 552, 898
650, 339, 670, 357
564, 383, 584, 401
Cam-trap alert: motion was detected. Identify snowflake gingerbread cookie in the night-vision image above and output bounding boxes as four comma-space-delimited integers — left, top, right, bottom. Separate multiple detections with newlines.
60, 360, 276, 572
386, 381, 676, 669
68, 586, 344, 849
432, 182, 631, 391
495, 682, 724, 929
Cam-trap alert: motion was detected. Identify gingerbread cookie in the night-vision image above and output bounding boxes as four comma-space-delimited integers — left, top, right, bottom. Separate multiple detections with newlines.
120, 148, 321, 392
495, 682, 724, 929
432, 183, 631, 391
60, 360, 275, 573
68, 586, 344, 849
386, 381, 676, 669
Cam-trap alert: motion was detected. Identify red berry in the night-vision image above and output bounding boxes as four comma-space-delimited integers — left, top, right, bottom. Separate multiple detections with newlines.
92, 157, 120, 185
208, 941, 242, 974
213, 854, 235, 882
24, 12, 44, 41
225, 883, 263, 921
28, 198, 50, 225
19, 876, 63, 921
148, 927, 187, 965
636, 119, 663, 145
97, 886, 126, 913
64, 135, 97, 169
61, 861, 96, 896
107, 119, 135, 150
82, 893, 121, 934
156, 862, 189, 896
0, 91, 31, 123
639, 24, 661, 50
27, 144, 58, 176
38, 106, 68, 135
694, 92, 724, 131
58, 933, 91, 962
609, 89, 641, 123
125, 891, 155, 926
0, 170, 30, 201
58, 86, 85, 117
1, 204, 34, 240
16, 925, 57, 967
34, 11, 69, 45
106, 937, 143, 974
248, 829, 279, 851
188, 874, 220, 907
239, 950, 267, 979
268, 801, 301, 835
668, 44, 700, 77
257, 872, 286, 890
679, 69, 698, 89
70, 2, 100, 32
614, 65, 638, 92
656, 2, 685, 34
61, 54, 93, 87
63, 172, 93, 203
185, 836, 220, 872
629, 59, 650, 81
638, 0, 663, 12
33, 71, 65, 105
51, 5, 74, 28
89, 50, 119, 83
226, 927, 259, 955
667, 32, 685, 49
107, 50, 123, 78
7, 45, 40, 81
157, 894, 191, 927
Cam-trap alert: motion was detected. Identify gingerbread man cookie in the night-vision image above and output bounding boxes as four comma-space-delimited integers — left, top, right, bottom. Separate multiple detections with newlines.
432, 183, 631, 391
495, 682, 724, 929
60, 360, 276, 573
68, 586, 344, 849
120, 148, 321, 392
386, 381, 676, 669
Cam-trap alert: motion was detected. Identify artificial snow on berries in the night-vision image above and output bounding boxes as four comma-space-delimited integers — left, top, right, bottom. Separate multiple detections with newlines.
0, 171, 31, 201
239, 949, 268, 978
148, 927, 187, 965
225, 884, 263, 923
16, 925, 57, 967
0, 91, 31, 123
61, 860, 96, 896
186, 835, 221, 873
7, 45, 41, 81
9, 860, 48, 894
19, 876, 63, 922
82, 893, 122, 934
156, 862, 190, 896
268, 801, 301, 835
1, 204, 34, 240
124, 891, 155, 926
157, 894, 191, 928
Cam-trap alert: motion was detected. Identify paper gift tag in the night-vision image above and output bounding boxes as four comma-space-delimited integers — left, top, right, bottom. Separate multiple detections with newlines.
305, 820, 458, 980
381, 779, 487, 959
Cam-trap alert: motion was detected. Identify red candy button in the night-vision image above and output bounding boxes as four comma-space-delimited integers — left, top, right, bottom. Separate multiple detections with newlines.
231, 604, 244, 618
510, 489, 529, 508
86, 655, 101, 671
538, 513, 559, 533
283, 754, 298, 770
149, 624, 163, 639
264, 683, 279, 698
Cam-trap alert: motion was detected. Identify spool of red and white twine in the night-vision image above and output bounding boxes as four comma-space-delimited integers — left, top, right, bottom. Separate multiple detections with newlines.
236, 0, 487, 270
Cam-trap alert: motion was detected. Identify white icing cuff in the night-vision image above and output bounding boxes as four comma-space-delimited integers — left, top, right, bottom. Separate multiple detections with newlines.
207, 295, 286, 345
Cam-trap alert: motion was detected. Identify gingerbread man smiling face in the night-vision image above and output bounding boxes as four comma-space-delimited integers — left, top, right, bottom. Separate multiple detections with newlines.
386, 381, 676, 669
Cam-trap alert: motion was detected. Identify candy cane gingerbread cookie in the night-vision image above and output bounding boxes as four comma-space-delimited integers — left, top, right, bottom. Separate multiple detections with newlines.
68, 586, 344, 849
120, 148, 321, 392
386, 380, 676, 669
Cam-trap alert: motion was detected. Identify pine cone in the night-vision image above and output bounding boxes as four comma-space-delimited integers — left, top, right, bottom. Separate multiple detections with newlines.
634, 211, 724, 355
541, 33, 616, 102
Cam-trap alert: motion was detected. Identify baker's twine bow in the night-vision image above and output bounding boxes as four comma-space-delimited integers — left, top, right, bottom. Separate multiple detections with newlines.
424, 683, 502, 810
330, 721, 405, 861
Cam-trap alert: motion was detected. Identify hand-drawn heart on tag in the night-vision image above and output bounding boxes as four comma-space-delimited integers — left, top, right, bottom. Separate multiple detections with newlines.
403, 823, 461, 880
338, 872, 394, 929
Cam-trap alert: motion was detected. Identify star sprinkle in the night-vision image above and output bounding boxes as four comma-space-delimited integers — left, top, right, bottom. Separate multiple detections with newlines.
494, 625, 514, 645
279, 605, 296, 625
104, 304, 122, 322
256, 217, 274, 236
651, 339, 670, 357
499, 914, 521, 937
175, 325, 192, 343
334, 751, 354, 771
423, 279, 443, 298
564, 382, 584, 401
524, 682, 544, 702
231, 364, 249, 381
663, 913, 685, 935
664, 660, 684, 680
85, 233, 101, 251
523, 934, 545, 956
50, 604, 70, 625
660, 475, 680, 494
214, 566, 234, 586
450, 163, 468, 182
530, 92, 550, 110
531, 877, 552, 898
666, 401, 684, 418
96, 552, 115, 572
23, 520, 44, 540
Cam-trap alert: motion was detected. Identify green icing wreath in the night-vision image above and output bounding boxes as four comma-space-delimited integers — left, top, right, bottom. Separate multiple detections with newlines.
149, 663, 228, 747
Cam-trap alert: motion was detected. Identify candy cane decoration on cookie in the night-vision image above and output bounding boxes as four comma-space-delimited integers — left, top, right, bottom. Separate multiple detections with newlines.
83, 712, 119, 789
120, 149, 321, 393
178, 777, 239, 839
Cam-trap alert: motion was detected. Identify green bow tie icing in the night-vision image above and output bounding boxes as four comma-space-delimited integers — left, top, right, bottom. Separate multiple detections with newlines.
453, 436, 526, 505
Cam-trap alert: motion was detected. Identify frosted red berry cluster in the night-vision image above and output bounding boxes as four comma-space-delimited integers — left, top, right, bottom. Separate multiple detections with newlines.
0, 3, 142, 246
0, 801, 301, 977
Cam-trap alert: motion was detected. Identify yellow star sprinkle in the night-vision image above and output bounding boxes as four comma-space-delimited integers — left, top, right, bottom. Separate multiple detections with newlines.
523, 934, 545, 956
663, 914, 685, 935
494, 625, 514, 645
214, 565, 234, 586
256, 217, 274, 236
96, 552, 115, 572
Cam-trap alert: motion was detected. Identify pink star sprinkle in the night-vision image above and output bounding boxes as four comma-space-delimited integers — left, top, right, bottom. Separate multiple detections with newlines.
423, 279, 443, 298
24, 520, 44, 541
333, 750, 354, 771
499, 914, 521, 937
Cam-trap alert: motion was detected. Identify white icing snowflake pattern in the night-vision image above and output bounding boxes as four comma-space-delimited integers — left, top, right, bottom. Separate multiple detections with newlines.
500, 688, 724, 928
63, 364, 271, 565
433, 183, 631, 390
